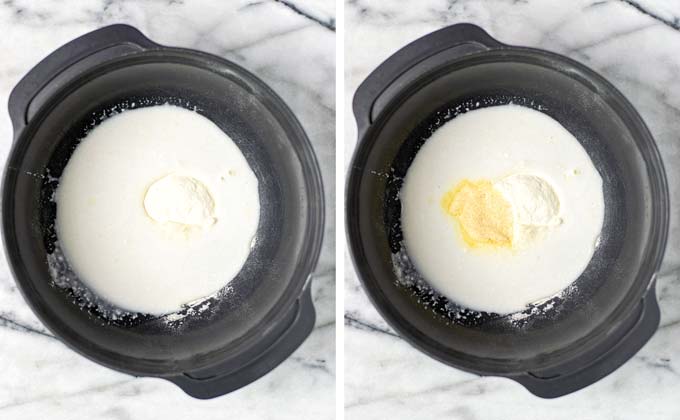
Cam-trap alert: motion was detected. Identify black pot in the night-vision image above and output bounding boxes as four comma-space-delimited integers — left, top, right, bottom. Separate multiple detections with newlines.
347, 24, 669, 398
3, 24, 324, 399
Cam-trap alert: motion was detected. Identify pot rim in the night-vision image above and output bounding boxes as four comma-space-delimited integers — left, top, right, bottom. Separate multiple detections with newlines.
346, 45, 669, 375
2, 46, 325, 376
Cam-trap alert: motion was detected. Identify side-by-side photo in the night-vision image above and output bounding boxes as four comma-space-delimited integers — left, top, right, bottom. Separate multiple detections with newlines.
2, 0, 680, 419
345, 1, 678, 419
0, 1, 334, 419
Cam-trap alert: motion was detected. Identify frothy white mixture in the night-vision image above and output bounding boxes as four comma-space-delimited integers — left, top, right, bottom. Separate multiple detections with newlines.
400, 105, 604, 314
55, 105, 260, 315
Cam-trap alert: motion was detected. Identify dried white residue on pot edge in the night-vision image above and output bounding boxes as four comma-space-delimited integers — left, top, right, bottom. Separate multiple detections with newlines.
390, 244, 574, 327
386, 99, 580, 328
42, 99, 225, 326
46, 241, 222, 325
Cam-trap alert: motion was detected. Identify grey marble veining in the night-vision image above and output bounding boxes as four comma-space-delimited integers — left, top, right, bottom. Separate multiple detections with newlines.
0, 1, 335, 419
345, 0, 680, 418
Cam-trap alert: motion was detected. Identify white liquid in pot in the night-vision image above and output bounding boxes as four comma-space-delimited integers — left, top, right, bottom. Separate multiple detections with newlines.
55, 105, 260, 315
400, 105, 604, 314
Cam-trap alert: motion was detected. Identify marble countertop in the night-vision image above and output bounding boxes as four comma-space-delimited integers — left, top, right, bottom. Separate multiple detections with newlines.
345, 0, 680, 418
0, 1, 335, 419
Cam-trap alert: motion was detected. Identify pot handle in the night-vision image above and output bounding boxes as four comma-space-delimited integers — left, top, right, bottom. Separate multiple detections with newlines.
8, 24, 159, 137
511, 284, 660, 398
166, 285, 316, 399
352, 23, 505, 137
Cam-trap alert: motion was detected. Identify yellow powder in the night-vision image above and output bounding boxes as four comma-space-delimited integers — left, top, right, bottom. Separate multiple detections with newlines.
442, 179, 513, 249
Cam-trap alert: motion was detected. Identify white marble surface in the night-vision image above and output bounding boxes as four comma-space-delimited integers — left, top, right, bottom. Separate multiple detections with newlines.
0, 1, 335, 419
345, 0, 680, 418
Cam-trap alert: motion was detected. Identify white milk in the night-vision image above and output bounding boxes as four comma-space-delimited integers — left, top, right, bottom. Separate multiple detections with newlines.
55, 105, 260, 315
400, 105, 604, 314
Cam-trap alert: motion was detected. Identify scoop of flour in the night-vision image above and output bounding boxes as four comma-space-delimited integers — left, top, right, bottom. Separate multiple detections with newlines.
144, 174, 216, 227
494, 174, 562, 247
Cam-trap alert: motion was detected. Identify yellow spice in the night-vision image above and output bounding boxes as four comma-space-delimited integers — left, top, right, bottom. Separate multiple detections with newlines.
442, 179, 513, 249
